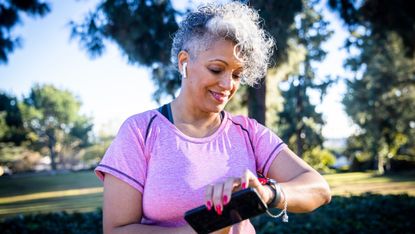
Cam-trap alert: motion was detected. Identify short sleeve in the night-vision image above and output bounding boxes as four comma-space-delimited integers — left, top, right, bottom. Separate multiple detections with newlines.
250, 119, 286, 177
95, 117, 148, 193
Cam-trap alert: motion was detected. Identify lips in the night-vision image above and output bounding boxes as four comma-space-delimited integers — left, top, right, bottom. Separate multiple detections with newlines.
210, 91, 228, 103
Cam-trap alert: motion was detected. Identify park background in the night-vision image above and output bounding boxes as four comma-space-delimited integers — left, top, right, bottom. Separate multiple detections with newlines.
0, 0, 414, 233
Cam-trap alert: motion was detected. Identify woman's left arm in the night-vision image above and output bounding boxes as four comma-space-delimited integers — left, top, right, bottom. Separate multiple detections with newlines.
267, 146, 331, 213
205, 146, 331, 217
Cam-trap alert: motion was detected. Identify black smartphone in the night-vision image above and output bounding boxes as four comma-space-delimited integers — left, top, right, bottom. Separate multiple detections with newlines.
184, 188, 268, 234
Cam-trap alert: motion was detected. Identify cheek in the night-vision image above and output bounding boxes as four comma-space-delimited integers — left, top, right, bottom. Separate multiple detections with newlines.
229, 82, 240, 98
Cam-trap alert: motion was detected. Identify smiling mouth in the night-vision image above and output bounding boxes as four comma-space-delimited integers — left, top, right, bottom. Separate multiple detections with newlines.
210, 91, 228, 103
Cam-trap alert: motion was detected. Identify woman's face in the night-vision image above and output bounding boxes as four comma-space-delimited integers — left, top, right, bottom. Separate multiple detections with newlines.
183, 39, 243, 113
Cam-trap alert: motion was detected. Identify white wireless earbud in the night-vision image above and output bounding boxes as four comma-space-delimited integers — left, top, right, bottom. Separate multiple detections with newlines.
182, 62, 187, 79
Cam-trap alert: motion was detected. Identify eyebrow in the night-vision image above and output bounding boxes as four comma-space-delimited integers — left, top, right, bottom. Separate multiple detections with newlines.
208, 59, 243, 70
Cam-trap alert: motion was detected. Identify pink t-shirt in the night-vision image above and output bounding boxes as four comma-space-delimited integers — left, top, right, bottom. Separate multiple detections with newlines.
95, 109, 286, 233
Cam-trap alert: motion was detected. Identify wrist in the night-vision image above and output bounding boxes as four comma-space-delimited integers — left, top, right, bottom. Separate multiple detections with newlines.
276, 185, 285, 209
257, 175, 280, 208
258, 174, 289, 222
264, 184, 274, 205
267, 179, 281, 208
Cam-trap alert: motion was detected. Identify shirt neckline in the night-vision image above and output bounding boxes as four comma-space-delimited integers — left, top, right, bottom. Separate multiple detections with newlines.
153, 109, 229, 143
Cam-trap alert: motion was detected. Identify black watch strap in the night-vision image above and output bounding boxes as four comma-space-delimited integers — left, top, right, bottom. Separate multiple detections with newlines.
266, 179, 281, 208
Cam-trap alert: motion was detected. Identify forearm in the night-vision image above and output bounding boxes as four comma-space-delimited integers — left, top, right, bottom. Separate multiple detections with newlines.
269, 171, 331, 213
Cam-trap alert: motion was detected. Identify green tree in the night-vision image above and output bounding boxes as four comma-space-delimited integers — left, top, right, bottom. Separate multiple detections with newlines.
0, 92, 27, 144
82, 129, 113, 168
328, 0, 415, 57
58, 115, 94, 169
278, 0, 333, 157
0, 92, 35, 173
19, 84, 94, 171
303, 146, 336, 173
328, 0, 415, 173
0, 0, 51, 64
243, 0, 303, 124
343, 33, 415, 174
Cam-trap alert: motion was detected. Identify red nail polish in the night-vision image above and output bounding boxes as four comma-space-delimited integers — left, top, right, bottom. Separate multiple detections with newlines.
216, 205, 222, 215
242, 182, 246, 189
223, 195, 228, 204
258, 178, 267, 185
206, 201, 212, 210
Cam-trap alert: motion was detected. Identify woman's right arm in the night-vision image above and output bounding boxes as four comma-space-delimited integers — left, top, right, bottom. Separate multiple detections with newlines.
103, 173, 196, 234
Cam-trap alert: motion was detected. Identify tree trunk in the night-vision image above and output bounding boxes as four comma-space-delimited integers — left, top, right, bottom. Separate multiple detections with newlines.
371, 127, 384, 174
47, 130, 57, 171
377, 154, 385, 175
247, 79, 266, 125
296, 128, 303, 158
296, 81, 303, 157
49, 141, 57, 171
370, 137, 384, 174
385, 156, 391, 172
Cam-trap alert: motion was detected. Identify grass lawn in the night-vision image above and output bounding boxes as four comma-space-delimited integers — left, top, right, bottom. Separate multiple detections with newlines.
0, 171, 102, 219
0, 170, 414, 219
325, 171, 415, 196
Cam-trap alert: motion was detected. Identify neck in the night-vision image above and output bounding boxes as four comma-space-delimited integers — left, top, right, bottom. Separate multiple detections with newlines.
172, 95, 220, 125
170, 95, 222, 138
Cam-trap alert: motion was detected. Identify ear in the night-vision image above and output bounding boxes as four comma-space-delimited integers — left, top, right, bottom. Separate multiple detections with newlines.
178, 50, 189, 73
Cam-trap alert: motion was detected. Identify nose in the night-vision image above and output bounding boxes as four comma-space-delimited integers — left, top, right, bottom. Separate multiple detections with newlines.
219, 73, 234, 90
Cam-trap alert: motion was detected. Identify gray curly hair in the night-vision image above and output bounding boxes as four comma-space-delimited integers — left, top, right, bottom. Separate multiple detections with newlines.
171, 2, 275, 86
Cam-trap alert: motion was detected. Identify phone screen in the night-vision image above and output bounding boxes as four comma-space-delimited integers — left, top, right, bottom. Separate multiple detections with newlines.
184, 188, 268, 234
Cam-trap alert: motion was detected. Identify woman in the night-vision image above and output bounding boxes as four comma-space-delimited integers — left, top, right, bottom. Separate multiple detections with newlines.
96, 2, 331, 233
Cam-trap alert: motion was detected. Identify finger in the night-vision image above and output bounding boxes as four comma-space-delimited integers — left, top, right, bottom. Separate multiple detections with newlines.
248, 174, 263, 190
222, 178, 237, 205
212, 183, 224, 215
205, 184, 214, 211
241, 169, 262, 191
241, 169, 251, 189
232, 177, 242, 192
244, 170, 270, 202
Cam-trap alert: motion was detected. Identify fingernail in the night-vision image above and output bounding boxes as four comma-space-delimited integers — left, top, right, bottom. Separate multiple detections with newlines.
242, 182, 246, 189
216, 205, 222, 215
206, 201, 212, 210
223, 195, 228, 204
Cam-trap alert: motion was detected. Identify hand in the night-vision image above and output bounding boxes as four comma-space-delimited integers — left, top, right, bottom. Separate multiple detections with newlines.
204, 169, 273, 215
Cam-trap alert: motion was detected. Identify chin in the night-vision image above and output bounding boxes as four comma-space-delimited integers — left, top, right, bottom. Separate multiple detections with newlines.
206, 103, 226, 113
216, 104, 228, 113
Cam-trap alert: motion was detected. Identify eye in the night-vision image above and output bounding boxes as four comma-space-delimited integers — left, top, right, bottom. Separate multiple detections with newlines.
232, 73, 241, 80
209, 68, 222, 74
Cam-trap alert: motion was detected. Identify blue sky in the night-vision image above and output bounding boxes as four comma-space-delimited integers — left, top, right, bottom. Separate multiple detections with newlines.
0, 0, 355, 138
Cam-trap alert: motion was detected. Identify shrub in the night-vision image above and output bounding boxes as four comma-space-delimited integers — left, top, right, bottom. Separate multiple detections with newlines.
303, 147, 336, 173
252, 193, 415, 234
0, 209, 102, 234
1, 194, 414, 233
0, 143, 42, 173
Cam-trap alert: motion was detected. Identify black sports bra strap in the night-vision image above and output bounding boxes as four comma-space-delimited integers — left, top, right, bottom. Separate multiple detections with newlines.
158, 103, 174, 124
158, 103, 225, 125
